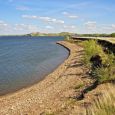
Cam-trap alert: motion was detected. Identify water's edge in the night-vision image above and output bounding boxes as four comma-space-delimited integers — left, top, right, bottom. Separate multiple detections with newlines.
0, 41, 70, 97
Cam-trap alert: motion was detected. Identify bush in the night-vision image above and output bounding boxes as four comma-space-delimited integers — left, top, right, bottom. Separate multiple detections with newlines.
96, 66, 115, 83
110, 33, 115, 37
82, 40, 108, 66
82, 40, 115, 83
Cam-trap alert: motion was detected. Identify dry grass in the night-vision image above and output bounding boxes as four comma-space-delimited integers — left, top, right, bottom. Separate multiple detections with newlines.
86, 84, 115, 115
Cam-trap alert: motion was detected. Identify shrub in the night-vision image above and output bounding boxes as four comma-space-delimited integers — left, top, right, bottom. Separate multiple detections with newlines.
82, 40, 115, 83
96, 65, 115, 84
82, 40, 108, 66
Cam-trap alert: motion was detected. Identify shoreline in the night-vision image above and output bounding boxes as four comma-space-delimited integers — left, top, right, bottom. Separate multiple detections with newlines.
0, 42, 70, 98
0, 41, 92, 114
0, 41, 70, 98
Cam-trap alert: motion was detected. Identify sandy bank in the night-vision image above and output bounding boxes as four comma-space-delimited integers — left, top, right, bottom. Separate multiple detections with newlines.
0, 41, 93, 115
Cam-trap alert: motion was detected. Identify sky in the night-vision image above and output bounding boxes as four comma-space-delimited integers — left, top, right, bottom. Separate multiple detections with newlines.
0, 0, 115, 35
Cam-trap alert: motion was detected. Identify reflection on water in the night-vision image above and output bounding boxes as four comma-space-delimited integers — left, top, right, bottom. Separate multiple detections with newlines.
0, 36, 69, 95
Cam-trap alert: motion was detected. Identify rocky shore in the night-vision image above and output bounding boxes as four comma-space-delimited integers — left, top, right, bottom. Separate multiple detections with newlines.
0, 41, 95, 115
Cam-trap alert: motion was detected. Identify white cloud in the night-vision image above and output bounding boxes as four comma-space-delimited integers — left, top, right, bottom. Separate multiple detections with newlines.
14, 24, 39, 31
62, 12, 68, 15
68, 15, 79, 19
101, 24, 115, 33
0, 20, 8, 26
22, 15, 64, 24
45, 26, 54, 29
84, 21, 97, 29
16, 6, 30, 11
111, 24, 115, 29
39, 17, 51, 21
61, 25, 77, 33
102, 26, 112, 30
0, 20, 39, 35
62, 12, 79, 19
0, 20, 4, 23
22, 15, 38, 19
63, 25, 76, 29
66, 1, 93, 10
0, 21, 9, 30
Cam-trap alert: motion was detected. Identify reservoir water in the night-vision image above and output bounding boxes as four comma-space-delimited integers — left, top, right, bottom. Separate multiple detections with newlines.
0, 36, 69, 95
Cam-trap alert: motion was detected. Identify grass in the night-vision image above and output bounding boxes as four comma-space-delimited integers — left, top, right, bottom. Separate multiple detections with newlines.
86, 84, 115, 115
64, 35, 75, 43
81, 40, 115, 84
65, 39, 115, 114
96, 65, 115, 83
81, 40, 115, 114
82, 40, 108, 66
74, 83, 84, 89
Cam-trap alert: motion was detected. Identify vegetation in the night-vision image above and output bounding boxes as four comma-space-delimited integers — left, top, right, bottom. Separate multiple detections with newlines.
27, 32, 115, 37
82, 40, 106, 66
26, 32, 73, 37
74, 83, 84, 89
64, 36, 115, 115
110, 33, 115, 37
86, 84, 115, 115
64, 35, 76, 44
82, 40, 115, 83
78, 33, 115, 37
77, 40, 115, 114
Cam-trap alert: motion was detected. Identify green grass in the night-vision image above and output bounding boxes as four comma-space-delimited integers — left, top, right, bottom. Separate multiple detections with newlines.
96, 65, 115, 83
64, 35, 75, 43
74, 83, 84, 89
81, 40, 115, 83
82, 40, 108, 66
64, 39, 115, 114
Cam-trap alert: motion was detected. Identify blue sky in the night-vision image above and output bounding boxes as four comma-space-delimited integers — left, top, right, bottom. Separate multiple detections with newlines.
0, 0, 115, 35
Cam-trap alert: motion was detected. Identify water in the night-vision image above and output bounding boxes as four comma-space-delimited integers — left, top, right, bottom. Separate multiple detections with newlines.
0, 36, 69, 95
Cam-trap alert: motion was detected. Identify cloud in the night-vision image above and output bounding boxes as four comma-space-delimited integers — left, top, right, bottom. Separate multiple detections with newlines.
45, 26, 54, 29
62, 12, 79, 19
84, 21, 97, 29
61, 25, 77, 33
0, 20, 8, 26
111, 24, 115, 29
14, 24, 39, 31
68, 15, 79, 19
22, 15, 64, 24
0, 20, 9, 30
0, 20, 39, 35
63, 25, 76, 29
66, 1, 93, 10
41, 17, 64, 24
16, 6, 30, 11
101, 24, 115, 32
22, 15, 38, 19
62, 12, 68, 15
